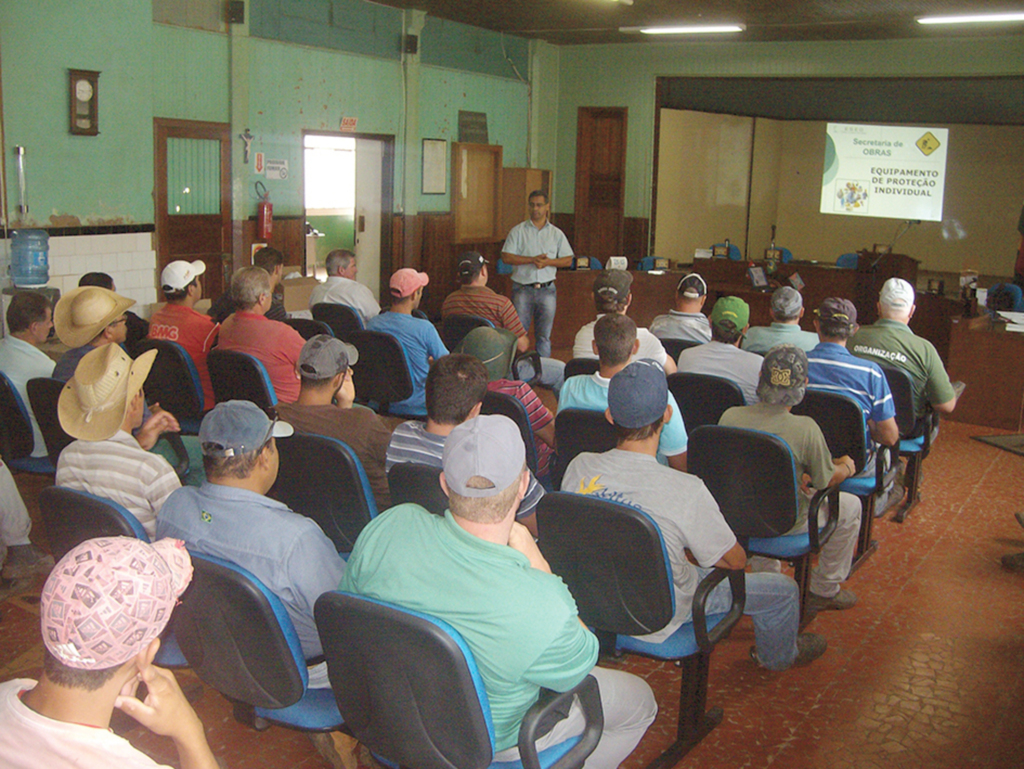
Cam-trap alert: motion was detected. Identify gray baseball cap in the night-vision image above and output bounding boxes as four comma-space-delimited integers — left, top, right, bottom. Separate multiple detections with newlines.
757, 345, 808, 407
593, 269, 633, 303
771, 286, 803, 318
298, 334, 359, 379
199, 400, 293, 458
442, 415, 525, 498
608, 359, 668, 429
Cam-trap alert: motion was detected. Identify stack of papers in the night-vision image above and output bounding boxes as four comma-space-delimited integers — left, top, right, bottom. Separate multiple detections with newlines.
997, 311, 1024, 332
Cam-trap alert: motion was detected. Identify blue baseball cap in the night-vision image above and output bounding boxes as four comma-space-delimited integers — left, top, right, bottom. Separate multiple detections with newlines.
608, 360, 668, 429
199, 400, 293, 458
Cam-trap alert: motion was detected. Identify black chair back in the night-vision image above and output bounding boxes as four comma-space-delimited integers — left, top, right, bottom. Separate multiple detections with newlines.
537, 492, 674, 636
481, 391, 539, 475
687, 425, 799, 538
563, 358, 600, 380
667, 372, 746, 432
879, 363, 921, 437
133, 339, 204, 425
207, 349, 277, 411
387, 462, 447, 516
552, 409, 616, 491
284, 318, 335, 340
441, 314, 494, 352
312, 303, 364, 340
0, 372, 35, 462
660, 338, 703, 361
793, 390, 867, 471
39, 486, 149, 560
27, 377, 74, 468
269, 433, 376, 552
174, 554, 306, 710
316, 592, 494, 769
347, 330, 413, 412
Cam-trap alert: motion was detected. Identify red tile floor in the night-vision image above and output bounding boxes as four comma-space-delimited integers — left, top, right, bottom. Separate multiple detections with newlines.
2, 419, 1023, 768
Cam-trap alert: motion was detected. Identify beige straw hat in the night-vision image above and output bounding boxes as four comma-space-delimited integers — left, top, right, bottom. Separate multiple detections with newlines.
53, 286, 136, 348
58, 344, 157, 441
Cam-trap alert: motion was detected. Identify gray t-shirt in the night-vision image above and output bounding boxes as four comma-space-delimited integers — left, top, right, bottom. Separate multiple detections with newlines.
676, 341, 763, 405
650, 311, 712, 344
562, 449, 736, 642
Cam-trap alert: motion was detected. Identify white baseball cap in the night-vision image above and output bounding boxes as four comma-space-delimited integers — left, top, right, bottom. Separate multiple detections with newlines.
161, 260, 207, 292
879, 277, 915, 311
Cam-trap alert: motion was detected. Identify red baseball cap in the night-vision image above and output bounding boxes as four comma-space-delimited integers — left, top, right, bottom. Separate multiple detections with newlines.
390, 268, 430, 299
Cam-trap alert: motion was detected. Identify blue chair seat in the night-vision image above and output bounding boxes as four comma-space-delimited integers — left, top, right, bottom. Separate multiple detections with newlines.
153, 629, 188, 668
900, 436, 926, 453
255, 686, 342, 731
840, 476, 880, 496
8, 455, 56, 474
491, 735, 582, 769
616, 611, 731, 659
749, 533, 811, 559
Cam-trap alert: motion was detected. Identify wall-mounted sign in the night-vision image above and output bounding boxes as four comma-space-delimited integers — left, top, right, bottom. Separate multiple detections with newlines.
265, 159, 289, 180
340, 116, 358, 132
254, 152, 265, 174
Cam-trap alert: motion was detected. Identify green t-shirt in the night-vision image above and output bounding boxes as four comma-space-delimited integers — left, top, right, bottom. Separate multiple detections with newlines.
340, 504, 598, 752
849, 319, 955, 417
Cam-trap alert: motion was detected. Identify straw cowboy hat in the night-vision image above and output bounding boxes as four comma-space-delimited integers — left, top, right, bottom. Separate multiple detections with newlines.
58, 344, 157, 441
53, 286, 136, 348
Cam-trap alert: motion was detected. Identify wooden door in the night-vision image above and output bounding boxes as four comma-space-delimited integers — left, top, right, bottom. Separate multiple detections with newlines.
574, 108, 627, 259
154, 119, 231, 300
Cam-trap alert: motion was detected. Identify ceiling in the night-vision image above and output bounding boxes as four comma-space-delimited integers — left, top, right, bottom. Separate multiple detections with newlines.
377, 0, 1024, 45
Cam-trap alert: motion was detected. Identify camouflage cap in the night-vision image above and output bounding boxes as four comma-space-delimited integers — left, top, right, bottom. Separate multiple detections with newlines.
757, 344, 808, 406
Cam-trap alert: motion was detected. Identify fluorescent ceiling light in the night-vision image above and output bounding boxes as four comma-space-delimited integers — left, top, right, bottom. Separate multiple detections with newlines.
917, 12, 1024, 25
624, 24, 744, 35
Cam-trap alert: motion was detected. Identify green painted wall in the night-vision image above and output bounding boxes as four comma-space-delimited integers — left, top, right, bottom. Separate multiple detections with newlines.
1, 0, 155, 226
552, 35, 1024, 219
251, 0, 403, 61
421, 17, 528, 81
152, 25, 230, 123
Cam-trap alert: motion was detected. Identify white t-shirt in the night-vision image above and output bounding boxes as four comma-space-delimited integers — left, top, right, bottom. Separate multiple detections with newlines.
0, 679, 170, 769
572, 315, 668, 366
308, 276, 381, 324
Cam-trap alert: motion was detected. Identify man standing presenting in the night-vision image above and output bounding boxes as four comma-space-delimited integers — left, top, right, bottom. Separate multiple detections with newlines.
309, 249, 380, 324
501, 191, 574, 358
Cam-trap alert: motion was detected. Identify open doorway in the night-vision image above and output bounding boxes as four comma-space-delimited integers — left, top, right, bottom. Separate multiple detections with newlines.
303, 132, 394, 306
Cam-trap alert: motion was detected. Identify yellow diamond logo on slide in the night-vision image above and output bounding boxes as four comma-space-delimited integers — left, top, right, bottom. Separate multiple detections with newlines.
916, 132, 941, 156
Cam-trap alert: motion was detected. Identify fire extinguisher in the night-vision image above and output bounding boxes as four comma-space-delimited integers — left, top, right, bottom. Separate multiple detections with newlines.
256, 181, 273, 239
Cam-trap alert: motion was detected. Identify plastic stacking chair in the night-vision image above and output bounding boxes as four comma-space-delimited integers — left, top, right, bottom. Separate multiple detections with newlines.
880, 364, 937, 524
387, 462, 448, 517
173, 553, 343, 732
26, 377, 74, 470
269, 433, 377, 553
552, 409, 616, 491
442, 313, 495, 352
563, 358, 600, 380
666, 372, 745, 433
284, 318, 335, 341
659, 338, 702, 362
537, 492, 744, 769
793, 390, 897, 568
207, 349, 277, 412
133, 339, 204, 434
316, 591, 603, 769
687, 425, 841, 620
347, 330, 415, 416
311, 303, 364, 340
0, 372, 54, 474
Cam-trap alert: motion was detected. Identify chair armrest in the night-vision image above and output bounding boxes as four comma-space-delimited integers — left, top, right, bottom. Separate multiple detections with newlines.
807, 486, 841, 551
691, 567, 745, 654
161, 432, 191, 481
518, 674, 604, 769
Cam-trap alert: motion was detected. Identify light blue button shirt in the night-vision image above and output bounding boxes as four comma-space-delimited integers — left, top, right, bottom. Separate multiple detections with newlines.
503, 219, 574, 285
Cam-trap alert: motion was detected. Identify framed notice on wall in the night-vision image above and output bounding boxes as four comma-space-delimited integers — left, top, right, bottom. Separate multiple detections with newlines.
422, 139, 447, 195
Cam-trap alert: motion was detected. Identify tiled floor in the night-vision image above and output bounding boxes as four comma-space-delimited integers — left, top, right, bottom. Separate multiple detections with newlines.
2, 419, 1023, 768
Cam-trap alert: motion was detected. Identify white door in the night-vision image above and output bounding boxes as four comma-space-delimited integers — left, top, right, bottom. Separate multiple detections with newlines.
354, 139, 384, 303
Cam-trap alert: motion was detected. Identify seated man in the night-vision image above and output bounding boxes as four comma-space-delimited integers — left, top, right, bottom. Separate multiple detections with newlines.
742, 286, 819, 355
308, 248, 380, 324
560, 314, 688, 472
0, 460, 53, 593
276, 334, 392, 510
157, 400, 345, 688
343, 414, 657, 768
676, 296, 763, 405
649, 272, 712, 344
208, 247, 288, 324
78, 272, 149, 350
459, 326, 556, 478
442, 251, 564, 391
563, 360, 826, 670
56, 344, 182, 539
0, 292, 55, 457
52, 286, 136, 381
217, 266, 306, 403
719, 346, 863, 613
387, 354, 545, 533
148, 259, 219, 410
849, 277, 960, 419
572, 270, 676, 373
366, 268, 448, 416
0, 536, 217, 769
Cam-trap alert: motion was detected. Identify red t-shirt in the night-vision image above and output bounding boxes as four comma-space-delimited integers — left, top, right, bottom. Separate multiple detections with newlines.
148, 303, 219, 409
217, 311, 305, 403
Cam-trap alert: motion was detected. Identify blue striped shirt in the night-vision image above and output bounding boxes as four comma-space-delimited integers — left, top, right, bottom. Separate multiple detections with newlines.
807, 342, 895, 445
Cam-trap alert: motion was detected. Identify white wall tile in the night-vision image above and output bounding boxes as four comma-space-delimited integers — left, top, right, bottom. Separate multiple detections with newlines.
135, 232, 153, 252
100, 253, 118, 272
116, 253, 135, 272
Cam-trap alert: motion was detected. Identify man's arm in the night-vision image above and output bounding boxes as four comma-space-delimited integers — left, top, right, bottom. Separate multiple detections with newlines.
828, 455, 857, 487
507, 521, 551, 572
543, 255, 575, 268
715, 541, 747, 570
501, 252, 543, 266
662, 356, 677, 375
868, 416, 899, 447
932, 396, 957, 414
667, 452, 687, 473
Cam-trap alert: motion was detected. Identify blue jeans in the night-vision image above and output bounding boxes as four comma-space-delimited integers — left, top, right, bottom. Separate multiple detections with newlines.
515, 356, 565, 394
512, 283, 557, 358
702, 568, 800, 671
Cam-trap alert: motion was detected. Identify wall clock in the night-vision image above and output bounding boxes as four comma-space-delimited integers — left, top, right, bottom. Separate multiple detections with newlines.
69, 69, 100, 136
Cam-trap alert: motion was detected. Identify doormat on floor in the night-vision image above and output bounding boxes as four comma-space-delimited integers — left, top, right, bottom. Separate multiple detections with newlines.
971, 434, 1024, 457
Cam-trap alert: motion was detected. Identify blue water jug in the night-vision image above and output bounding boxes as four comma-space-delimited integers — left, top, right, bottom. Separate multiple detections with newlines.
9, 230, 49, 287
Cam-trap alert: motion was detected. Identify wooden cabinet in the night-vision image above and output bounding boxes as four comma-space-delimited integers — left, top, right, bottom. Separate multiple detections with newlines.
451, 143, 503, 244
501, 167, 552, 234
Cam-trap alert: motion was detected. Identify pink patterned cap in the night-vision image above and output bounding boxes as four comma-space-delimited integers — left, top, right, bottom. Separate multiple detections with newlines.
41, 537, 193, 669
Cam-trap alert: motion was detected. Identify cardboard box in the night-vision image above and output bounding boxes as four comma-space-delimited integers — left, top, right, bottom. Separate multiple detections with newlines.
281, 274, 320, 313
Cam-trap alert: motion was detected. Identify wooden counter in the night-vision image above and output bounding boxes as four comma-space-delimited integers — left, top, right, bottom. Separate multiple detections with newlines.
945, 315, 1024, 431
